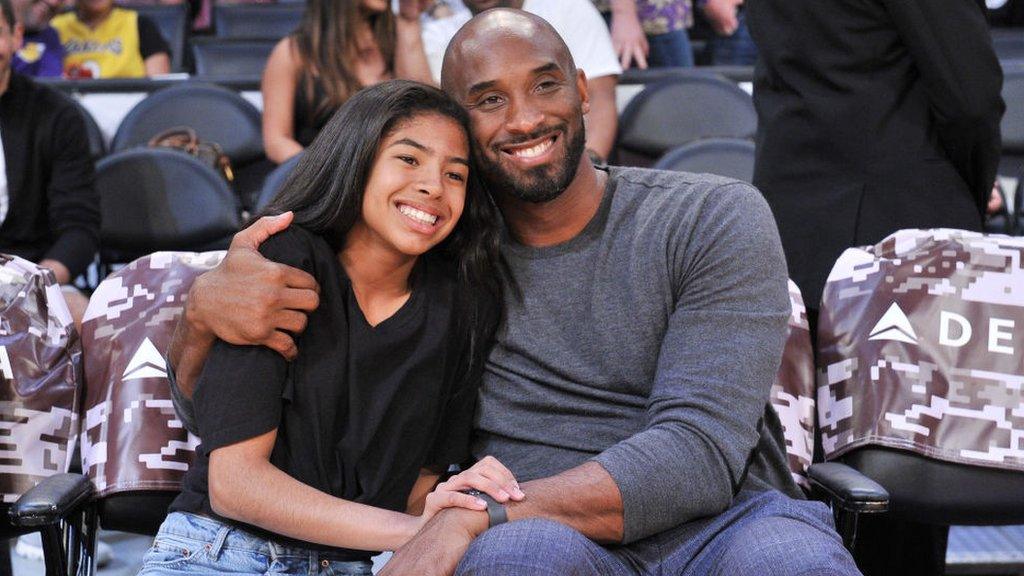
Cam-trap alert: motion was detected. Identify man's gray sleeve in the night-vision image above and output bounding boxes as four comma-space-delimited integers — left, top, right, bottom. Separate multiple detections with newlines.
592, 183, 792, 543
165, 355, 199, 435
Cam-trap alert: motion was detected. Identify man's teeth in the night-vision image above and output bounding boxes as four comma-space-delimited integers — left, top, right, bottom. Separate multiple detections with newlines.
511, 138, 553, 159
398, 204, 438, 225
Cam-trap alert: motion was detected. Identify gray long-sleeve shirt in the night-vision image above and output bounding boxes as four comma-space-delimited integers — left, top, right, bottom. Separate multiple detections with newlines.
171, 166, 800, 544
472, 166, 800, 543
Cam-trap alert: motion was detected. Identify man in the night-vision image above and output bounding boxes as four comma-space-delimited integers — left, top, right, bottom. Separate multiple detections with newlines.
11, 0, 62, 77
421, 0, 621, 162
169, 10, 860, 576
748, 0, 1003, 572
0, 0, 98, 325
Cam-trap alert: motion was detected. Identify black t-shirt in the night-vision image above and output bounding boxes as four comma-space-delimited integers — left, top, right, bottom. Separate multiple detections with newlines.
170, 226, 477, 560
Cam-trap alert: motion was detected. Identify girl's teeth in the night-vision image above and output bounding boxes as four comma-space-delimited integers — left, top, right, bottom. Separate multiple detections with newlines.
399, 205, 438, 225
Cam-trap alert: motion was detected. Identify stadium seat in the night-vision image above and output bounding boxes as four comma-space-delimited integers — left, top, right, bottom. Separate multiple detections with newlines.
2, 256, 92, 576
652, 137, 756, 183
133, 4, 190, 73
613, 75, 757, 167
817, 229, 1024, 528
73, 99, 106, 161
111, 82, 263, 165
1000, 65, 1024, 200
12, 252, 226, 575
111, 82, 267, 210
190, 38, 276, 77
992, 28, 1024, 63
95, 148, 241, 267
254, 151, 302, 212
213, 4, 303, 40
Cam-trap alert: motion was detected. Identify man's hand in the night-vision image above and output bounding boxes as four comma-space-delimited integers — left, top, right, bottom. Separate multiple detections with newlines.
38, 259, 71, 285
186, 212, 319, 360
702, 0, 743, 36
381, 508, 488, 576
610, 0, 649, 70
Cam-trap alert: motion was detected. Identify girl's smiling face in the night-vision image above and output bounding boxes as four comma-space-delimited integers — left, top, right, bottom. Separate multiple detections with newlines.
351, 112, 471, 258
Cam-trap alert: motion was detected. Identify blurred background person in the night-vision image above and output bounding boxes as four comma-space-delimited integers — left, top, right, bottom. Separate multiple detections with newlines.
261, 0, 434, 164
749, 0, 1004, 571
11, 0, 62, 76
0, 0, 98, 327
596, 0, 695, 69
50, 0, 171, 77
696, 0, 755, 65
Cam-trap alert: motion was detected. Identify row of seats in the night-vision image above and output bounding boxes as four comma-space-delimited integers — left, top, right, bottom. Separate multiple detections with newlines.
8, 227, 1024, 573
134, 3, 301, 72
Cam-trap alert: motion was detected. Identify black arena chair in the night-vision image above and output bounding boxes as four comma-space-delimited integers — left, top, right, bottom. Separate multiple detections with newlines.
132, 4, 190, 73
110, 82, 266, 209
95, 148, 241, 269
72, 99, 106, 161
190, 37, 277, 77
613, 75, 757, 168
254, 151, 303, 213
652, 138, 756, 183
213, 4, 302, 40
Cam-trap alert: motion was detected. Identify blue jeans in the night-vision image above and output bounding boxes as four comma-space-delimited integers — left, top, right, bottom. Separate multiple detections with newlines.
705, 11, 758, 66
137, 512, 374, 575
455, 489, 861, 575
648, 29, 696, 68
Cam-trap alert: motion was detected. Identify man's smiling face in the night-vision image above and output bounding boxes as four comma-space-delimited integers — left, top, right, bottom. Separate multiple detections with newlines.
442, 10, 590, 204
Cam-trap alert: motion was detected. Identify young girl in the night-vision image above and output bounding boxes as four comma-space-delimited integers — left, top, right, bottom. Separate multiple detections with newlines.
138, 80, 517, 576
261, 0, 434, 163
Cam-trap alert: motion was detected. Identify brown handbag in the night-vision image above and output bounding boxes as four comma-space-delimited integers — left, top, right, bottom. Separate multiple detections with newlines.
147, 126, 235, 182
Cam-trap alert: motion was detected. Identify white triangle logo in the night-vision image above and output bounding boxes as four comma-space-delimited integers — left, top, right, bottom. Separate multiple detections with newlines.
123, 337, 168, 381
867, 302, 918, 345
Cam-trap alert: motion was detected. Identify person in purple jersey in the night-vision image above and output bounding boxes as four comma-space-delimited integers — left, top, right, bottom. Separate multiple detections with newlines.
11, 0, 62, 77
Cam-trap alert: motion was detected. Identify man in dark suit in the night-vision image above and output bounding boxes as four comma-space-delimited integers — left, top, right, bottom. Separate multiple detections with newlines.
749, 0, 1003, 315
748, 1, 1004, 574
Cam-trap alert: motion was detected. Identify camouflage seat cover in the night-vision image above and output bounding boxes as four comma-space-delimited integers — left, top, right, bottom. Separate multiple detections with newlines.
0, 255, 81, 503
81, 252, 224, 497
817, 229, 1024, 472
770, 280, 816, 488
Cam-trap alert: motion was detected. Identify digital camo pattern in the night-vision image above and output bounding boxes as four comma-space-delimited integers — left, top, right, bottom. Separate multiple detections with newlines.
81, 251, 224, 496
0, 254, 81, 503
771, 280, 816, 487
818, 229, 1024, 472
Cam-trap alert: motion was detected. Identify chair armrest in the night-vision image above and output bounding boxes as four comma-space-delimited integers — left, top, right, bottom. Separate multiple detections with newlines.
9, 473, 94, 527
807, 462, 889, 514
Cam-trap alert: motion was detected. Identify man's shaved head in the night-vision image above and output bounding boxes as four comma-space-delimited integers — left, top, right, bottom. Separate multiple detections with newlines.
441, 9, 575, 96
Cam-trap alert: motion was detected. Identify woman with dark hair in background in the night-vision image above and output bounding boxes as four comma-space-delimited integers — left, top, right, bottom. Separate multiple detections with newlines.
261, 0, 434, 164
137, 80, 519, 576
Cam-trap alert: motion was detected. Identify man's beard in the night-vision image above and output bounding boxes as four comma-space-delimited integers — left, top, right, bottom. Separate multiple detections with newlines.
476, 117, 587, 204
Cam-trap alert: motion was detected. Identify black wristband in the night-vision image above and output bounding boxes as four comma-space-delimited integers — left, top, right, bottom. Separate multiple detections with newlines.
462, 489, 508, 528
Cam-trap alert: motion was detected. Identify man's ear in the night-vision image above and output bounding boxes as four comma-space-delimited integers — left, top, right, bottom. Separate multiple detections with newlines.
576, 69, 591, 115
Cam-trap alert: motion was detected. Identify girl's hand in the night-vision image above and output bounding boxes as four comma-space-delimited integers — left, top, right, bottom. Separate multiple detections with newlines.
418, 456, 526, 524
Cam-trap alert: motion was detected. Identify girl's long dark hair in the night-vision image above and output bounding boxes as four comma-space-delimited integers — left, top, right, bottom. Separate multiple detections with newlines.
261, 79, 506, 383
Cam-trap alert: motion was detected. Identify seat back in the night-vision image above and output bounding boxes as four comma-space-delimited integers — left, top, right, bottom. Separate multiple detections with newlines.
133, 4, 190, 73
214, 4, 303, 39
81, 251, 225, 532
1000, 67, 1024, 191
817, 228, 1024, 523
111, 82, 264, 166
652, 138, 756, 183
614, 75, 757, 167
0, 255, 81, 505
770, 280, 816, 489
992, 28, 1024, 63
254, 151, 302, 213
96, 149, 241, 265
191, 38, 276, 77
73, 99, 106, 161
